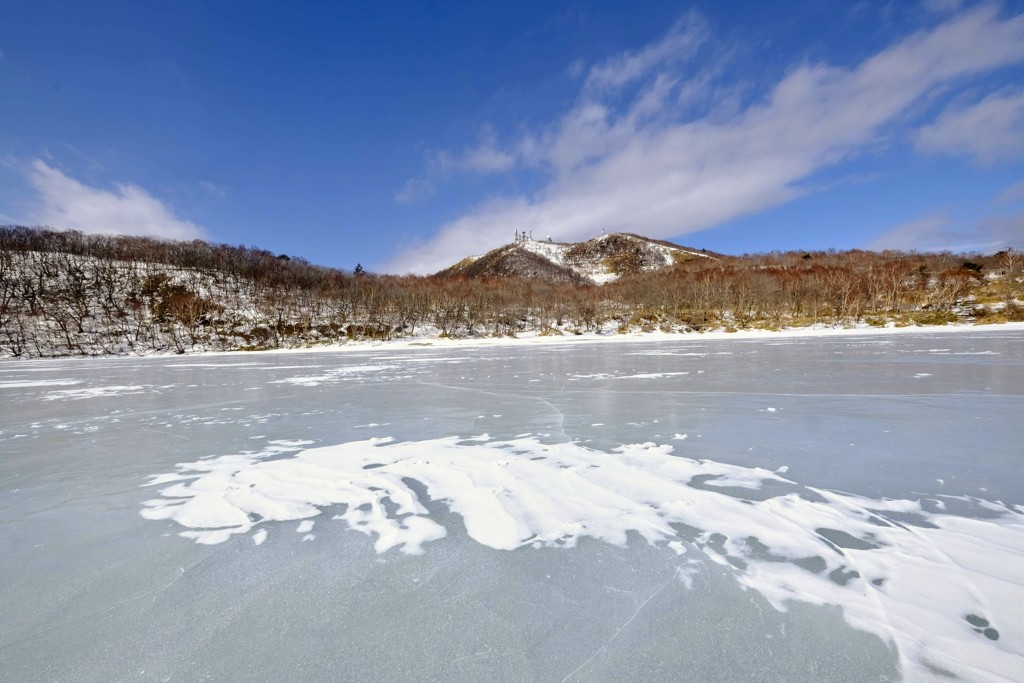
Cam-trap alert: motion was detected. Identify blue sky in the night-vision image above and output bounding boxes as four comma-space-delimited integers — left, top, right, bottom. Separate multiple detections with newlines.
2, 0, 1023, 273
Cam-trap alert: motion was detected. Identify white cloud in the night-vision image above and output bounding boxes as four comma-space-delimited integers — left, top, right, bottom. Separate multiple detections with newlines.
915, 89, 1024, 164
385, 5, 1024, 274
583, 12, 707, 92
393, 177, 436, 205
199, 180, 227, 197
392, 127, 518, 202
869, 211, 1024, 252
868, 214, 953, 250
25, 160, 204, 240
435, 126, 519, 176
461, 125, 518, 174
973, 213, 1024, 250
921, 0, 964, 15
996, 178, 1024, 205
394, 13, 708, 199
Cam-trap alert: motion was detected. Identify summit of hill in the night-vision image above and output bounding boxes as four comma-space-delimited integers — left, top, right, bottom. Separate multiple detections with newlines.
436, 232, 717, 284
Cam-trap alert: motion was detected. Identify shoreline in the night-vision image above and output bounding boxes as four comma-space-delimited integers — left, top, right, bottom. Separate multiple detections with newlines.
6, 320, 1023, 363
311, 320, 1024, 355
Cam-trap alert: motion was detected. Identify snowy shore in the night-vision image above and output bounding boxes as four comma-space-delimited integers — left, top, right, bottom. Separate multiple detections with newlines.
159, 320, 1024, 358
4, 320, 1023, 363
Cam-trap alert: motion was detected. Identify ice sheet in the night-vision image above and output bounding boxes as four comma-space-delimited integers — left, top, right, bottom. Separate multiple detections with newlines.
4, 327, 1024, 681
0, 379, 83, 388
142, 433, 1024, 681
41, 385, 149, 400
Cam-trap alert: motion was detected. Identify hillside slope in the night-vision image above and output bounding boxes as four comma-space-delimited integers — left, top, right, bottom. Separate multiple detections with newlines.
438, 233, 715, 284
2, 225, 1020, 358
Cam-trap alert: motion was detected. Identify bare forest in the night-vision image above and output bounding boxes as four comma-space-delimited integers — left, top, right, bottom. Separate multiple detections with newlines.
1, 226, 1021, 358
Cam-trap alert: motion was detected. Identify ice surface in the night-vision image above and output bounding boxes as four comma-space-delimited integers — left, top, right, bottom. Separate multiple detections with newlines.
2, 328, 1024, 681
141, 433, 1024, 680
41, 384, 149, 400
0, 379, 82, 388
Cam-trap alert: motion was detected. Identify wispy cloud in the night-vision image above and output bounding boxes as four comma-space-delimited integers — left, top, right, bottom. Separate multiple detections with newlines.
869, 211, 1024, 252
25, 160, 204, 240
199, 180, 227, 198
996, 178, 1024, 206
915, 89, 1024, 164
394, 177, 436, 205
386, 5, 1024, 274
394, 126, 518, 204
921, 0, 965, 15
583, 13, 707, 92
868, 214, 955, 250
461, 127, 518, 174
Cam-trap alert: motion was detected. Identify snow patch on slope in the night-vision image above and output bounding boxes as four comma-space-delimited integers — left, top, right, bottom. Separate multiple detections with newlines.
518, 240, 571, 268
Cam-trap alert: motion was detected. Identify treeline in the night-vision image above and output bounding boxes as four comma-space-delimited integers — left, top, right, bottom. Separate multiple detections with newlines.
604, 248, 1022, 331
0, 225, 348, 292
1, 226, 1021, 357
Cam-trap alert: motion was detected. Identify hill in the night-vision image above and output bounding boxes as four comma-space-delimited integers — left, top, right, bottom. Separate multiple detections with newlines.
438, 233, 715, 284
1, 225, 1021, 358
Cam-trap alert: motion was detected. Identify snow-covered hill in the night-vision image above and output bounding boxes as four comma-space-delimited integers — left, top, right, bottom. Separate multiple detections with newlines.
4, 225, 1019, 358
437, 233, 715, 284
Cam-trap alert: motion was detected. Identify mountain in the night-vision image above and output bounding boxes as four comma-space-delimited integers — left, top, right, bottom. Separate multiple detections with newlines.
436, 232, 716, 284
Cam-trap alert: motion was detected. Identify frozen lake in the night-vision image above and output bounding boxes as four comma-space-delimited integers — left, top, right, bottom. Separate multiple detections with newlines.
2, 329, 1023, 681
